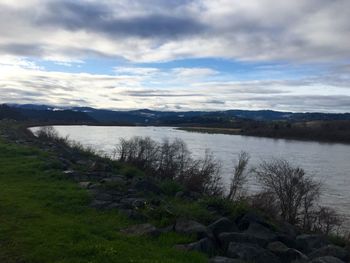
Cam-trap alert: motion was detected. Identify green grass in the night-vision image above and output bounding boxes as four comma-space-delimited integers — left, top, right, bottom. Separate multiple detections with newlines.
0, 139, 207, 263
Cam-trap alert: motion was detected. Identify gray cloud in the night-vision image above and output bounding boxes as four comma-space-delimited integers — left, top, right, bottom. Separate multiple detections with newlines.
39, 1, 205, 39
0, 0, 349, 62
120, 90, 203, 97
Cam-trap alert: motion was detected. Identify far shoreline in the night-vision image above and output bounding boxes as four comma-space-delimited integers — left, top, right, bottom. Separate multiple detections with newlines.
26, 121, 350, 145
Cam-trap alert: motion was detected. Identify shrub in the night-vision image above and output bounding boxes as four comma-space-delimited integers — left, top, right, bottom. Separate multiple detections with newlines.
253, 159, 343, 234
35, 126, 96, 157
249, 190, 280, 218
253, 159, 321, 226
310, 206, 343, 235
160, 180, 185, 196
114, 136, 223, 196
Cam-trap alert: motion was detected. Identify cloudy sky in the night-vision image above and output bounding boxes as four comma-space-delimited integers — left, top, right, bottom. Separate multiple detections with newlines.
0, 0, 349, 112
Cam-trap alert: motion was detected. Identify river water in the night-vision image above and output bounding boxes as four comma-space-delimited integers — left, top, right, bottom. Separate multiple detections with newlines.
31, 125, 350, 228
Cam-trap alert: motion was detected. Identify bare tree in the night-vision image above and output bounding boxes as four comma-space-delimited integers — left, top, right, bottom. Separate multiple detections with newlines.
114, 136, 223, 196
253, 159, 321, 225
35, 126, 59, 139
227, 151, 250, 200
311, 206, 343, 235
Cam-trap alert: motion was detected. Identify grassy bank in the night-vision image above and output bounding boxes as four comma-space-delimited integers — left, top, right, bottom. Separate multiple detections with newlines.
0, 137, 206, 262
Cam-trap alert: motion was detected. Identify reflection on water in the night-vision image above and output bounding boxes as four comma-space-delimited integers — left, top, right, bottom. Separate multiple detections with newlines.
31, 125, 350, 227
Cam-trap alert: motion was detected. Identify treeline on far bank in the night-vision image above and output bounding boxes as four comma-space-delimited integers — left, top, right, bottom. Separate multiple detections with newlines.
180, 119, 350, 144
240, 120, 350, 143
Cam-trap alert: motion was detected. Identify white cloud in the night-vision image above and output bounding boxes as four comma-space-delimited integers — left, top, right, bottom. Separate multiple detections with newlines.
1, 59, 349, 112
0, 0, 349, 112
171, 67, 218, 78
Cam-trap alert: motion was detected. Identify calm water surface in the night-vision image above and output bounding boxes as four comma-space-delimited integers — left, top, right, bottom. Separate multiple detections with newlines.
31, 126, 350, 227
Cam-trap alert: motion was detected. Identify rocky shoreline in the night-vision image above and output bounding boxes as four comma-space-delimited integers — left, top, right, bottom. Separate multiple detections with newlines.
1, 121, 349, 263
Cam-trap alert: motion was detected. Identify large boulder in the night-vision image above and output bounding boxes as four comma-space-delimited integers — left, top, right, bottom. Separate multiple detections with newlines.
120, 198, 147, 209
236, 211, 273, 231
175, 237, 215, 255
78, 181, 92, 189
277, 221, 300, 238
209, 256, 245, 263
120, 223, 160, 237
100, 175, 125, 185
308, 245, 349, 261
219, 232, 267, 250
90, 200, 112, 209
226, 242, 281, 263
208, 217, 238, 238
276, 233, 298, 249
267, 241, 308, 263
244, 222, 278, 243
310, 256, 345, 263
296, 234, 330, 253
94, 193, 115, 202
175, 219, 210, 239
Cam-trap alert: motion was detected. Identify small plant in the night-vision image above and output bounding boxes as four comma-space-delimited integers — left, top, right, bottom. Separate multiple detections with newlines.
227, 151, 250, 201
160, 180, 184, 196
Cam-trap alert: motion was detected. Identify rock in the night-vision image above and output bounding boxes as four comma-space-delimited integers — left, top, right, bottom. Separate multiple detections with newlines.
267, 241, 308, 263
267, 240, 289, 251
58, 157, 72, 169
132, 199, 147, 209
244, 222, 278, 244
90, 161, 112, 172
90, 200, 111, 209
159, 225, 174, 234
76, 160, 91, 166
120, 198, 147, 209
150, 198, 161, 206
310, 256, 345, 263
175, 237, 215, 255
296, 234, 330, 254
276, 233, 297, 249
226, 242, 281, 263
100, 176, 125, 184
88, 183, 101, 190
105, 202, 123, 210
127, 188, 137, 195
236, 211, 273, 231
119, 209, 147, 221
121, 223, 159, 237
219, 232, 267, 249
175, 219, 210, 239
308, 245, 349, 261
208, 217, 238, 237
104, 189, 124, 197
63, 170, 75, 176
86, 172, 108, 181
175, 191, 201, 200
94, 193, 115, 201
278, 221, 300, 238
134, 179, 162, 195
209, 256, 245, 263
78, 181, 92, 188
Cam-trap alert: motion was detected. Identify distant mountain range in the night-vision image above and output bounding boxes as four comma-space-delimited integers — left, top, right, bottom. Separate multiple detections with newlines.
1, 103, 350, 125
